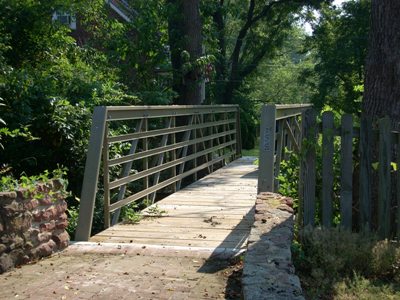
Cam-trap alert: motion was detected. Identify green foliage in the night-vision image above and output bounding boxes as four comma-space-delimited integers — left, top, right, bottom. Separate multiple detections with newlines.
233, 89, 258, 150
0, 0, 141, 196
248, 27, 315, 105
304, 0, 371, 113
146, 204, 167, 217
277, 151, 300, 204
0, 168, 69, 202
122, 203, 143, 224
278, 129, 342, 224
293, 227, 400, 298
66, 205, 79, 239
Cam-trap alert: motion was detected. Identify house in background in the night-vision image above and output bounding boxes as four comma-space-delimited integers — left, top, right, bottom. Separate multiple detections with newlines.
52, 0, 137, 45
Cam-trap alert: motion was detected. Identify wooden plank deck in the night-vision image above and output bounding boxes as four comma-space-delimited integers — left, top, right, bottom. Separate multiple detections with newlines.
90, 157, 258, 253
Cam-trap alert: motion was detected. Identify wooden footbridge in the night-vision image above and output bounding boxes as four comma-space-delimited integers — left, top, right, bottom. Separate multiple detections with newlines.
75, 105, 309, 255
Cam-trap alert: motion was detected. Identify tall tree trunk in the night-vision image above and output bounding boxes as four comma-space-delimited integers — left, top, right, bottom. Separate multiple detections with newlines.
363, 0, 400, 130
362, 0, 400, 236
181, 0, 203, 105
167, 0, 184, 104
212, 1, 227, 104
168, 0, 203, 105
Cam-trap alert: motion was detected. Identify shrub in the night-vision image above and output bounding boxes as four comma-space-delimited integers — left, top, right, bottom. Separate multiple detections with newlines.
293, 227, 400, 298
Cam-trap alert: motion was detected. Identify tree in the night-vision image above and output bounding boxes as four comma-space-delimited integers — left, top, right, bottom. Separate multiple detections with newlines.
362, 0, 400, 129
306, 0, 370, 113
205, 0, 328, 105
249, 26, 315, 105
167, 0, 203, 105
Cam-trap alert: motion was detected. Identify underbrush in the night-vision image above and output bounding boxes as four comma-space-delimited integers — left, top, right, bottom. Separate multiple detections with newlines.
293, 227, 400, 299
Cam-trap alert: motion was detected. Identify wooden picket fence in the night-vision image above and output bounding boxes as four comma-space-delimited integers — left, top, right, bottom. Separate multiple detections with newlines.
258, 104, 400, 239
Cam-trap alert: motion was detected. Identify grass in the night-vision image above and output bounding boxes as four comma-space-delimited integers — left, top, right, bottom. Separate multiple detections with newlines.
242, 138, 259, 157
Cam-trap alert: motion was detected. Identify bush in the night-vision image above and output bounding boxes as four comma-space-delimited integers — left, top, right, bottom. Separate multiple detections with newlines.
293, 227, 400, 298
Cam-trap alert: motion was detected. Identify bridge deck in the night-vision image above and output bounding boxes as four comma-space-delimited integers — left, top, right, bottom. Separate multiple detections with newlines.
90, 157, 258, 253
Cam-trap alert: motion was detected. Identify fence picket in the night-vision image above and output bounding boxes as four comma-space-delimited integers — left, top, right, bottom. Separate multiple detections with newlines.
340, 114, 353, 230
378, 117, 392, 239
322, 111, 334, 228
359, 117, 372, 230
299, 109, 317, 227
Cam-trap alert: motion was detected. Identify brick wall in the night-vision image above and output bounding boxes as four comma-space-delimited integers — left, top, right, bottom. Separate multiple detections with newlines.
0, 180, 69, 273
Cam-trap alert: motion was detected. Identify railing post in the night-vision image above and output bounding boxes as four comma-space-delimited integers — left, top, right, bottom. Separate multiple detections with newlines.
258, 104, 276, 193
75, 106, 107, 241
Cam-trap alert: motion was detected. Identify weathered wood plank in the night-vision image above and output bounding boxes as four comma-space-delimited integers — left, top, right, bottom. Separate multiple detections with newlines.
92, 230, 249, 242
359, 116, 372, 230
340, 114, 353, 230
299, 109, 317, 227
109, 222, 252, 231
322, 111, 334, 228
378, 117, 392, 239
90, 157, 258, 250
90, 236, 247, 249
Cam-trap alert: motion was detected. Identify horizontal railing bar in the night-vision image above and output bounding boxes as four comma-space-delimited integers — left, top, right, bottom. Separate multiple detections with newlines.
109, 140, 237, 190
109, 151, 235, 212
108, 129, 236, 166
275, 104, 313, 110
108, 118, 236, 144
275, 104, 313, 120
106, 105, 238, 121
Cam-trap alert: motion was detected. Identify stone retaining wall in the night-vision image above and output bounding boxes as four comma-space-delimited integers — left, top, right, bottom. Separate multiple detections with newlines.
242, 192, 304, 300
0, 180, 69, 273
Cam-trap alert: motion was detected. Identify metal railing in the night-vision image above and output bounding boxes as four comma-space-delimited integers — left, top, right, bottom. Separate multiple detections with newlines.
75, 105, 241, 241
108, 0, 137, 22
258, 104, 312, 193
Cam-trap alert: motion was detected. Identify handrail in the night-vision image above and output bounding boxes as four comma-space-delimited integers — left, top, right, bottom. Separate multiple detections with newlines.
275, 104, 313, 120
75, 105, 242, 241
108, 0, 138, 22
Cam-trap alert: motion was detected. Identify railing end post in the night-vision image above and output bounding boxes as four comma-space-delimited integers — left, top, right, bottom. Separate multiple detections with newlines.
258, 104, 277, 193
75, 106, 107, 241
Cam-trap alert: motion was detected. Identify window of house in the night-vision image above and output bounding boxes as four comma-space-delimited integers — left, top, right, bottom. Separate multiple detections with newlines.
52, 11, 77, 30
